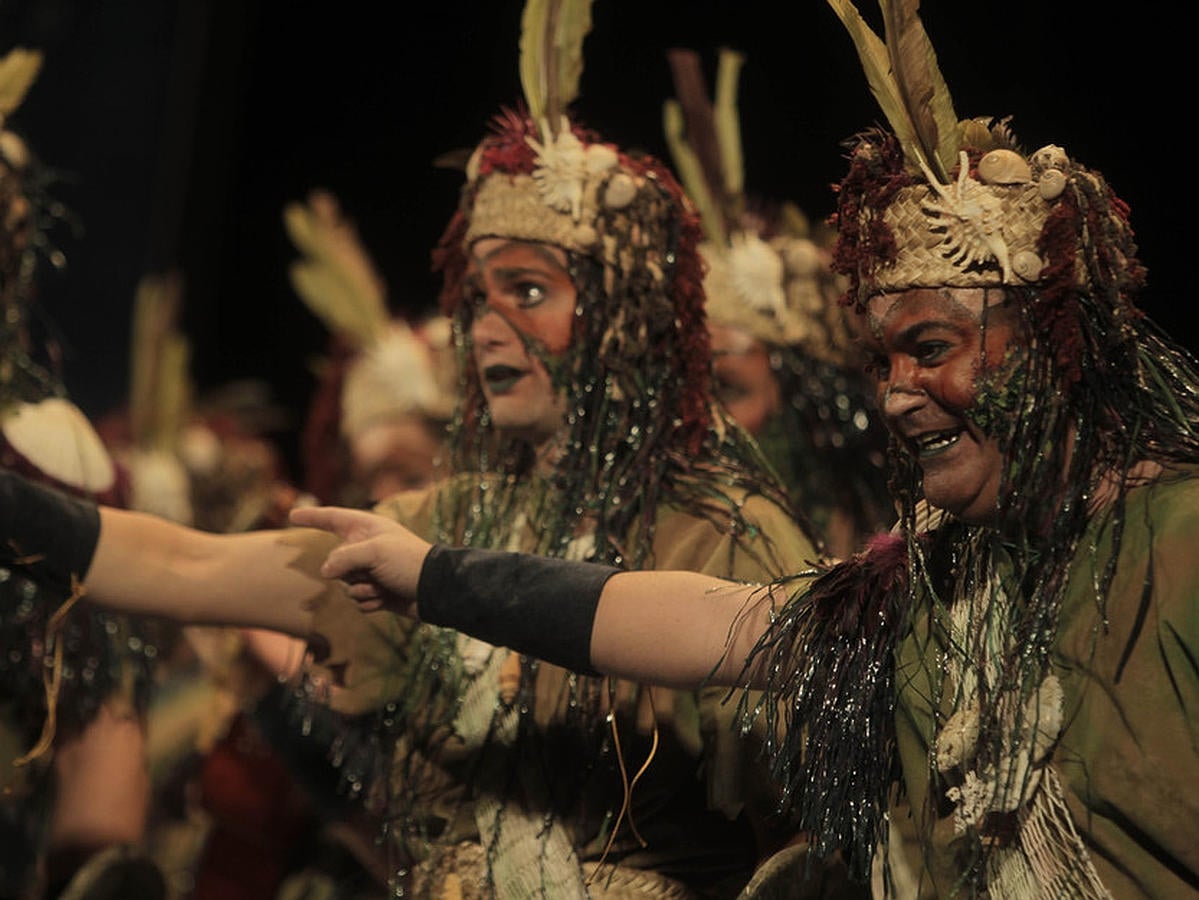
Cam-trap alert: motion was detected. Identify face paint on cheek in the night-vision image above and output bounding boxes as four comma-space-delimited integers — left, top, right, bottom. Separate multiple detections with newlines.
964, 344, 1031, 445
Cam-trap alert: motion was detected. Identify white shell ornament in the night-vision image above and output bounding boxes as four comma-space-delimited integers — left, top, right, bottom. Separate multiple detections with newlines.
1011, 250, 1045, 283
1038, 168, 1068, 200
571, 223, 598, 247
977, 149, 1031, 185
728, 232, 786, 318
920, 153, 1013, 282
603, 173, 638, 209
465, 145, 484, 183
526, 117, 590, 218
1029, 145, 1069, 179
1, 397, 116, 493
584, 144, 618, 174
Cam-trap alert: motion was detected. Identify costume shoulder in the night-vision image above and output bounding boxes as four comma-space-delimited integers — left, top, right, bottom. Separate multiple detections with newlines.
371, 479, 441, 533
651, 483, 818, 583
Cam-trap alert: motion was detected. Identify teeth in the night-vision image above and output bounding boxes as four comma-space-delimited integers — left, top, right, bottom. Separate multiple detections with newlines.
917, 430, 959, 453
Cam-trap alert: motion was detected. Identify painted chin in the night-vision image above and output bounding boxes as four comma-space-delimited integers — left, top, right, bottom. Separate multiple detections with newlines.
914, 436, 1001, 523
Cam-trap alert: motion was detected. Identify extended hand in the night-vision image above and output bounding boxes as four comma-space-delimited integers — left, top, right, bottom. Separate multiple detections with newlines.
288, 506, 432, 618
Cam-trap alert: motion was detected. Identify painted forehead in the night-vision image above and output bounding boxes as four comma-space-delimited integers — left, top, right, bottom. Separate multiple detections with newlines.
467, 238, 570, 273
865, 287, 1003, 340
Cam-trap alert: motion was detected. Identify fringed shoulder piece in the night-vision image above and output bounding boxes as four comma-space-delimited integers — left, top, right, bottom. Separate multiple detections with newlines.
736, 531, 911, 880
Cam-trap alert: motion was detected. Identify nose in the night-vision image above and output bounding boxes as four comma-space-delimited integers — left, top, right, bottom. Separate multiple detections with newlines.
470, 300, 518, 348
879, 359, 927, 417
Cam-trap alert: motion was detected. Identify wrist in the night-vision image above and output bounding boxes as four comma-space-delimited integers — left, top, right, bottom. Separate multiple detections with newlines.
416, 544, 615, 675
0, 469, 101, 594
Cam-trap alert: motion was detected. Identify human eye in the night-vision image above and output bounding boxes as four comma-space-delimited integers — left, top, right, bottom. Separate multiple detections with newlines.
914, 340, 950, 365
514, 279, 549, 308
714, 377, 750, 406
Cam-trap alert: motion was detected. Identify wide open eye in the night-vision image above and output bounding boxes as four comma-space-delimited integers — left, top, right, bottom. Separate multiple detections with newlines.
514, 280, 548, 308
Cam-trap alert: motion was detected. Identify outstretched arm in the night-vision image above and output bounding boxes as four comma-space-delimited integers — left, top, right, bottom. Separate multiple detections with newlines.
2, 468, 334, 637
290, 505, 780, 689
86, 506, 329, 635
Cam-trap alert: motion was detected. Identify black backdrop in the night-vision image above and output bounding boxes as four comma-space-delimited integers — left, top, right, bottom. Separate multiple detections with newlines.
3, 0, 1191, 479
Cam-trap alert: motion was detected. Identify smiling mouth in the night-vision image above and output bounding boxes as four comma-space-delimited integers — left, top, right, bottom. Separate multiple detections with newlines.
912, 429, 963, 459
482, 364, 526, 393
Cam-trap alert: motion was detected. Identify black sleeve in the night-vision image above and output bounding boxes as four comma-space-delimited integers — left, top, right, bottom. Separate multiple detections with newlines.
0, 468, 102, 593
416, 544, 617, 676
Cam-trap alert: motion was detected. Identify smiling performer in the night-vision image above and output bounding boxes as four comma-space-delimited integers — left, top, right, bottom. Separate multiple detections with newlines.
289, 2, 1199, 896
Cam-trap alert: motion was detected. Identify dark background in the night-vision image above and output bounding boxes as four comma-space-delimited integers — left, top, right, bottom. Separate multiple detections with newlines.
2, 1, 1191, 480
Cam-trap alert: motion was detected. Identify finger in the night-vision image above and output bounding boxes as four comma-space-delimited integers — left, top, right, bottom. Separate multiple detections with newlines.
321, 540, 382, 580
343, 582, 382, 603
289, 505, 376, 536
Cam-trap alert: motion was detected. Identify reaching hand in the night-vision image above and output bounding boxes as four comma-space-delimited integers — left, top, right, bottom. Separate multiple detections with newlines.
288, 506, 432, 618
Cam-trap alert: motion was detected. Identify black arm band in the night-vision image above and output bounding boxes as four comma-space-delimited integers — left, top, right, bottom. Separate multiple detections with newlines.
416, 544, 617, 677
0, 469, 102, 590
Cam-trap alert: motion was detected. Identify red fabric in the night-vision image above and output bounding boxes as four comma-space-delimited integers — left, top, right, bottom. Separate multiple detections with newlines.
191, 713, 314, 900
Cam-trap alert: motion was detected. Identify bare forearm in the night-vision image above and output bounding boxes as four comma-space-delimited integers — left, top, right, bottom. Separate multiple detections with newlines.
86, 507, 334, 636
590, 571, 777, 688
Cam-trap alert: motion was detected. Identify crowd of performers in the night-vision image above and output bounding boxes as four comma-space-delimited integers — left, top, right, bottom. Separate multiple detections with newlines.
2, 2, 1197, 899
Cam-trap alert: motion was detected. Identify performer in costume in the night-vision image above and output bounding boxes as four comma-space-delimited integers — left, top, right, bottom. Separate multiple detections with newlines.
663, 46, 893, 559
279, 3, 1199, 896
0, 48, 162, 899
94, 278, 350, 900
283, 4, 817, 895
285, 187, 458, 508
0, 2, 819, 897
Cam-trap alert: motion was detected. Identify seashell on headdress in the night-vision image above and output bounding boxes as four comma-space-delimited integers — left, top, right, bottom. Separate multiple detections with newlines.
460, 0, 684, 287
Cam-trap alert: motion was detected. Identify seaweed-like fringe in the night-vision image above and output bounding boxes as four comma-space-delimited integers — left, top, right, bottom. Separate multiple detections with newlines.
736, 532, 911, 883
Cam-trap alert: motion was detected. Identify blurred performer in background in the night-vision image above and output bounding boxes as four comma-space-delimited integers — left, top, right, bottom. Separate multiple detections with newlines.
285, 188, 458, 509
663, 47, 893, 559
0, 47, 162, 900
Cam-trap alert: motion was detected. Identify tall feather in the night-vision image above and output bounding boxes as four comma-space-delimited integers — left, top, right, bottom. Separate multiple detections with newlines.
713, 49, 745, 202
825, 0, 958, 180
0, 47, 42, 124
283, 190, 388, 350
129, 272, 191, 453
881, 0, 959, 180
518, 0, 594, 137
663, 49, 729, 246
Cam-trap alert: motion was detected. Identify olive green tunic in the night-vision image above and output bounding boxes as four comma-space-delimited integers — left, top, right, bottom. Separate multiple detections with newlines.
893, 468, 1199, 898
312, 471, 818, 899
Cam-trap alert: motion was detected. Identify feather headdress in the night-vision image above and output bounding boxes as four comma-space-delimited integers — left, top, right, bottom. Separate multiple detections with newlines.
0, 47, 42, 131
663, 48, 854, 363
112, 273, 196, 523
442, 0, 715, 457
284, 189, 456, 442
128, 273, 191, 455
827, 0, 1142, 312
518, 0, 593, 141
0, 46, 119, 500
